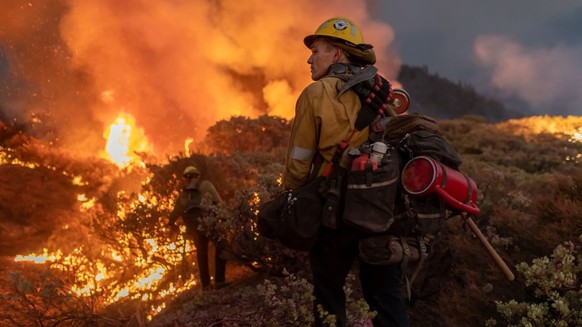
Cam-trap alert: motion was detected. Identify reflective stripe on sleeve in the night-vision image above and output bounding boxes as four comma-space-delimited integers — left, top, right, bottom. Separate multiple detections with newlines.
291, 146, 314, 161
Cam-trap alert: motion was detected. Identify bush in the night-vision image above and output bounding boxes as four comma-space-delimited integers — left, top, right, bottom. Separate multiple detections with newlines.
486, 236, 582, 326
257, 272, 376, 326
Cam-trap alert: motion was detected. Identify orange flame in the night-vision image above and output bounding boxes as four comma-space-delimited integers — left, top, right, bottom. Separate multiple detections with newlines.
103, 113, 152, 167
496, 115, 582, 140
496, 115, 582, 163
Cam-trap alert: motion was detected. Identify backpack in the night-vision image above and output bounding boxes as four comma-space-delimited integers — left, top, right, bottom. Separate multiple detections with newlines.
343, 113, 463, 231
340, 113, 479, 295
182, 183, 204, 231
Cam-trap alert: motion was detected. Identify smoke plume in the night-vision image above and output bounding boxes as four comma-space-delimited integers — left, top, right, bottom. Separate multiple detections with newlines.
474, 35, 582, 115
0, 0, 398, 156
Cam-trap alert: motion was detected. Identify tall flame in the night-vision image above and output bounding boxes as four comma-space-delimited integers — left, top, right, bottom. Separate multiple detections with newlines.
103, 113, 152, 167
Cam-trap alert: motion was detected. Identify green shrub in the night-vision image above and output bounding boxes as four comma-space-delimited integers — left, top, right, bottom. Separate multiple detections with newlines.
486, 236, 582, 326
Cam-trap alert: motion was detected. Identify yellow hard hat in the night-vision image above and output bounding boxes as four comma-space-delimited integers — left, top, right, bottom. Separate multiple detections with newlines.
304, 17, 376, 65
183, 166, 199, 176
304, 17, 367, 48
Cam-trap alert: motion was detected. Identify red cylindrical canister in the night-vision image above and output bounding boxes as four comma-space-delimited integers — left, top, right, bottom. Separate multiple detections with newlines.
401, 156, 480, 216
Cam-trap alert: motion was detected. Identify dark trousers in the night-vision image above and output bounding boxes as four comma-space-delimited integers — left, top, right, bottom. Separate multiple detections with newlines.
188, 227, 226, 289
310, 227, 409, 327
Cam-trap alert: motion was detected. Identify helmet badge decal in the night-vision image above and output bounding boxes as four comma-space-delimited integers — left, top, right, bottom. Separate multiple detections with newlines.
333, 19, 357, 38
333, 19, 348, 31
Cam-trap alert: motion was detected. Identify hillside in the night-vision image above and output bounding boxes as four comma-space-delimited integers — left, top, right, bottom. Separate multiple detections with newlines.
398, 65, 525, 122
1, 67, 581, 326
2, 112, 581, 326
147, 115, 582, 327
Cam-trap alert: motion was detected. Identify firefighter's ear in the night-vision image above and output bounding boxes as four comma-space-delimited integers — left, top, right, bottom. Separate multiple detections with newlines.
332, 47, 346, 63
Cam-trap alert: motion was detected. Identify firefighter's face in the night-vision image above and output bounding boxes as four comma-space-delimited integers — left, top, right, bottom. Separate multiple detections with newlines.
183, 173, 199, 183
307, 39, 341, 81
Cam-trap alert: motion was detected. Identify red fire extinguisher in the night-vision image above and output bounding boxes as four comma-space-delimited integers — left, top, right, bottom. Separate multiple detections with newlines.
401, 156, 480, 216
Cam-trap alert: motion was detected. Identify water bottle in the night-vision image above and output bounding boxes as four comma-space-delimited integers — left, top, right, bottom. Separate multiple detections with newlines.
369, 142, 388, 165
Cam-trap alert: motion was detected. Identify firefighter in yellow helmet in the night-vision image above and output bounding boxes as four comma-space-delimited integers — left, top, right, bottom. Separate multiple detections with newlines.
282, 17, 409, 326
168, 165, 227, 290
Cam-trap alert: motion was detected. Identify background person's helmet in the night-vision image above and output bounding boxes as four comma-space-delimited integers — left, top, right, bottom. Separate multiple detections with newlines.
183, 166, 200, 177
304, 17, 376, 65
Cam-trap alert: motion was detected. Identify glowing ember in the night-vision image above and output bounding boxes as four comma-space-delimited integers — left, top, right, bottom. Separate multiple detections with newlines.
0, 146, 39, 168
72, 175, 87, 186
77, 193, 96, 211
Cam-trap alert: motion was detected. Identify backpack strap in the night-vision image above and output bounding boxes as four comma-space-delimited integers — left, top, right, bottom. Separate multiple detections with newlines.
334, 64, 377, 98
319, 128, 359, 229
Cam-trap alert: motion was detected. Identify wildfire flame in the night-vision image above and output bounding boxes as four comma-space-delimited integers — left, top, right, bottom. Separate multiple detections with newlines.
496, 115, 582, 140
496, 115, 582, 163
103, 113, 152, 168
13, 190, 198, 320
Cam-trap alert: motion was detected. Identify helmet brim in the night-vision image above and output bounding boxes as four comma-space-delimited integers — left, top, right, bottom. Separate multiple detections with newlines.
304, 34, 373, 50
304, 35, 356, 48
303, 34, 318, 48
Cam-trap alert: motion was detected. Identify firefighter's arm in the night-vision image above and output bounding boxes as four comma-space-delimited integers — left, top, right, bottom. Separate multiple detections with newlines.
168, 192, 184, 226
283, 85, 320, 189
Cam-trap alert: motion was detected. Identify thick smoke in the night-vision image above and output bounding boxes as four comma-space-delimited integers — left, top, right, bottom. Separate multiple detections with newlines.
474, 35, 582, 116
0, 0, 398, 156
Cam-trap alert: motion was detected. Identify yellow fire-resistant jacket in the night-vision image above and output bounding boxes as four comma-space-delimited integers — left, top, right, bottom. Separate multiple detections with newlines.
282, 76, 369, 189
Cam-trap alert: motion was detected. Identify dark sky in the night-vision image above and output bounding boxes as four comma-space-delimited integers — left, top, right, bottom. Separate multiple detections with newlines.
370, 0, 582, 116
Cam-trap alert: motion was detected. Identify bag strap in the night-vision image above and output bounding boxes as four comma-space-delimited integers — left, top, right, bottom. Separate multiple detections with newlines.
319, 128, 359, 229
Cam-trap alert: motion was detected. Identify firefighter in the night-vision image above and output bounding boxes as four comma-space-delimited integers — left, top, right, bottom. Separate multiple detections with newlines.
169, 165, 227, 290
282, 17, 409, 326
